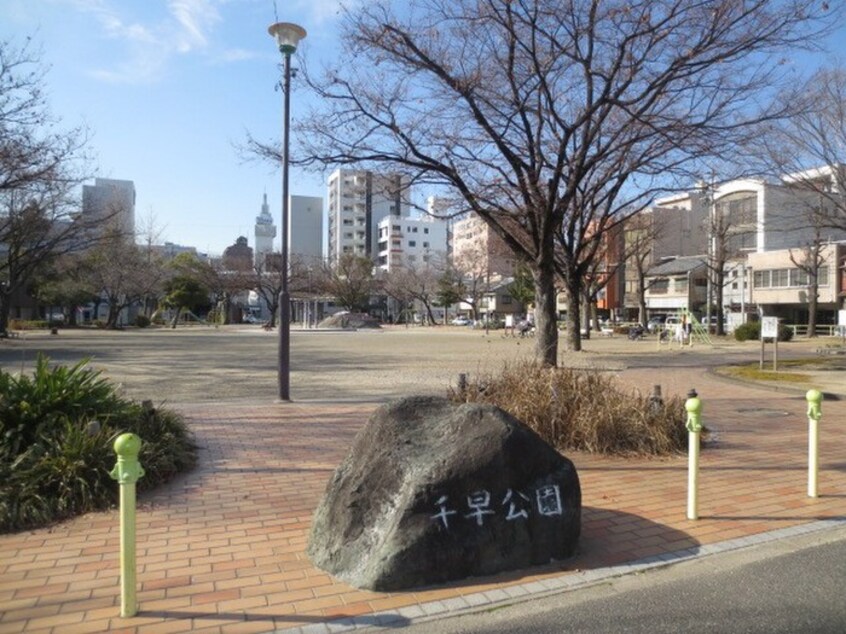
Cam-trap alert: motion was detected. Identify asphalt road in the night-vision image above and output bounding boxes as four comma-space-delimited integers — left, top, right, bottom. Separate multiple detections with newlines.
395, 525, 846, 634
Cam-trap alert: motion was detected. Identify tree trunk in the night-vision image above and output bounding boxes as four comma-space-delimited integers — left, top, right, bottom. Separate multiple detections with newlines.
565, 281, 582, 352
106, 302, 121, 329
714, 269, 726, 336
531, 262, 559, 366
170, 307, 182, 329
580, 287, 591, 341
0, 293, 10, 335
637, 267, 648, 328
423, 301, 437, 326
808, 278, 818, 338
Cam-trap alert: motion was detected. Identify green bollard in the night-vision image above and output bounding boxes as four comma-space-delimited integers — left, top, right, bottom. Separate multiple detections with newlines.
806, 389, 822, 498
110, 433, 145, 618
685, 390, 703, 520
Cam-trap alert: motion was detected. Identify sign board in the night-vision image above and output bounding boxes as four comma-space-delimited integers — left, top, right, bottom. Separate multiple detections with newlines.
839, 310, 846, 326
761, 316, 779, 339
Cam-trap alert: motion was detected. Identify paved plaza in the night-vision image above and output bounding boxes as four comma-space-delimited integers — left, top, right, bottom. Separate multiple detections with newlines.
1, 327, 845, 633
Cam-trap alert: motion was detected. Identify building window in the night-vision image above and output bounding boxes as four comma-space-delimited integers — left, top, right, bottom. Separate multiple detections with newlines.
651, 278, 669, 294
501, 296, 512, 305
674, 277, 688, 292
772, 269, 789, 287
392, 239, 401, 247
819, 266, 829, 286
424, 227, 429, 234
754, 270, 770, 288
790, 268, 808, 287
409, 240, 416, 247
423, 241, 429, 248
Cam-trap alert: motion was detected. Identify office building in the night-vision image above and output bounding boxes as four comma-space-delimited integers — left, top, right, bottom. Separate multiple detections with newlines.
81, 178, 136, 240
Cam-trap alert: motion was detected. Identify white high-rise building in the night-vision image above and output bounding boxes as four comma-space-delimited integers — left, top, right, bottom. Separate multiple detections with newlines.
82, 178, 136, 240
327, 168, 411, 264
289, 195, 323, 263
254, 193, 277, 267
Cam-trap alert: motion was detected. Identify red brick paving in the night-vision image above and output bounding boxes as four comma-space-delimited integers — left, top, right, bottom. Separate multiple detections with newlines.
1, 368, 845, 633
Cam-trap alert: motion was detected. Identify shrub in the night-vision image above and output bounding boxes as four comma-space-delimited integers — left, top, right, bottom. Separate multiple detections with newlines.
448, 361, 687, 456
733, 321, 793, 342
0, 356, 196, 533
8, 319, 48, 330
733, 321, 759, 341
134, 314, 151, 328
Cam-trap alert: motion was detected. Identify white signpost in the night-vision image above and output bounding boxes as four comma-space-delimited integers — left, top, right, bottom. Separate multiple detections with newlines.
760, 316, 779, 371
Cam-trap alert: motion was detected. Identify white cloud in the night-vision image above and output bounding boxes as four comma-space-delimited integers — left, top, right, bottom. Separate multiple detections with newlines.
167, 0, 221, 52
58, 0, 223, 84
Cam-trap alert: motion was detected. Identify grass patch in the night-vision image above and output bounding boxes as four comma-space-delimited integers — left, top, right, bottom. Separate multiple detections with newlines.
0, 355, 196, 533
448, 361, 687, 456
723, 365, 813, 384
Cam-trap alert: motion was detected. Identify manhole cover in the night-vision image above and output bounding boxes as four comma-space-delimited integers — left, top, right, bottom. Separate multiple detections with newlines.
735, 408, 790, 417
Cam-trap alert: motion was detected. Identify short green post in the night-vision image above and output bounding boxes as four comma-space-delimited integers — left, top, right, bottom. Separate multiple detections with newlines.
685, 390, 703, 520
110, 433, 144, 618
806, 389, 822, 498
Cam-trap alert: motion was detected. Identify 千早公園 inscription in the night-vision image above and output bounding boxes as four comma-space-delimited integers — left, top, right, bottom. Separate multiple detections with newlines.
431, 483, 564, 530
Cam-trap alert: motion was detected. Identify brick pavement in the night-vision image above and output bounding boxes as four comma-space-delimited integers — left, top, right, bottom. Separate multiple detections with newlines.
1, 367, 845, 634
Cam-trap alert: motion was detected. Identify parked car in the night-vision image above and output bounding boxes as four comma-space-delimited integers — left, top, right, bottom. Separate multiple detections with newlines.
450, 316, 472, 326
646, 315, 667, 332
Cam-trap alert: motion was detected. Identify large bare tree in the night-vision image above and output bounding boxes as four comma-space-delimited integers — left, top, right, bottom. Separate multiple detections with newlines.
0, 38, 94, 335
250, 0, 835, 364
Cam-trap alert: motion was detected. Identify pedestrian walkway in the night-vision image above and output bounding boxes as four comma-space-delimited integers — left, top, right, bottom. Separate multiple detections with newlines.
1, 368, 845, 634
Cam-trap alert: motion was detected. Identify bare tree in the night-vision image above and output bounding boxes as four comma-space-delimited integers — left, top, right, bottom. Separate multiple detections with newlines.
752, 67, 846, 226
248, 0, 835, 364
317, 254, 375, 312
77, 228, 166, 328
382, 255, 446, 325
0, 38, 94, 335
624, 213, 661, 327
700, 183, 758, 336
788, 218, 828, 338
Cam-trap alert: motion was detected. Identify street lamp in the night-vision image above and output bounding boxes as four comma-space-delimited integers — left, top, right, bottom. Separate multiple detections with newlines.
268, 21, 307, 401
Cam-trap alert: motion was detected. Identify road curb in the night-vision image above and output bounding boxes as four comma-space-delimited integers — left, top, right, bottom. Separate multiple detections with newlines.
274, 518, 846, 634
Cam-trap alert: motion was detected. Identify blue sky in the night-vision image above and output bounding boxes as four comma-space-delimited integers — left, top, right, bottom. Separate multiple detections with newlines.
1, 0, 350, 255
1, 1, 845, 256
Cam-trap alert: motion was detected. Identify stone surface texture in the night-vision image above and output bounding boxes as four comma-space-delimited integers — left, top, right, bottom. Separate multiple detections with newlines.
307, 396, 581, 591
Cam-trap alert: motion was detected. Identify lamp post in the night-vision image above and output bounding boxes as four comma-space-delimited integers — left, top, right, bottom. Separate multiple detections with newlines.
268, 21, 306, 401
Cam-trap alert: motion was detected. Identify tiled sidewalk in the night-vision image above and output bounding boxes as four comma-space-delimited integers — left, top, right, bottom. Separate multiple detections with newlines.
2, 370, 845, 634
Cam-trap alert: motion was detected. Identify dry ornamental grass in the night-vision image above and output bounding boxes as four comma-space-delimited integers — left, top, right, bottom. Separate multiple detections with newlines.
449, 361, 687, 456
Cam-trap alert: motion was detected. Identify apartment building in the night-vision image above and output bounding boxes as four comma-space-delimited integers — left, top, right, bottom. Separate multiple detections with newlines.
451, 214, 515, 281
327, 168, 410, 264
376, 215, 449, 272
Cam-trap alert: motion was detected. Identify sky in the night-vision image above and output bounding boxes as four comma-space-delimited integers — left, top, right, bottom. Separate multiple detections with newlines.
1, 1, 846, 256
0, 0, 352, 256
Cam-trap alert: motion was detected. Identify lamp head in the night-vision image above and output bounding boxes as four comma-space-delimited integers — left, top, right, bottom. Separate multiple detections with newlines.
268, 22, 307, 55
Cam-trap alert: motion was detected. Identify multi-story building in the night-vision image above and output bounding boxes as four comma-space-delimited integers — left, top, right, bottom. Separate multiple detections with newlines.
254, 194, 277, 268
376, 215, 449, 272
327, 168, 410, 264
451, 214, 515, 281
82, 178, 136, 240
289, 195, 323, 263
625, 171, 846, 323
